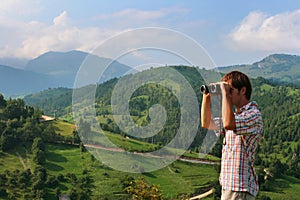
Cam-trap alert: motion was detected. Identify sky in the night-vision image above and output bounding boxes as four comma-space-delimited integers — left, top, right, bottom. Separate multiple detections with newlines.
1, 0, 300, 68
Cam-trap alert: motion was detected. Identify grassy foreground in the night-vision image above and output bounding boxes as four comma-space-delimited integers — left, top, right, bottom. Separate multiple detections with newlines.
1, 142, 218, 199
2, 141, 300, 199
1, 119, 299, 199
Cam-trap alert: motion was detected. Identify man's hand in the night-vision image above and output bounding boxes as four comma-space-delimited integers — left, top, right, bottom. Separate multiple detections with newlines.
220, 82, 231, 96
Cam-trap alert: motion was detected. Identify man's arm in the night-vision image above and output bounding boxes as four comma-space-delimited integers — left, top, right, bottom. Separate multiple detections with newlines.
201, 93, 217, 130
221, 83, 236, 130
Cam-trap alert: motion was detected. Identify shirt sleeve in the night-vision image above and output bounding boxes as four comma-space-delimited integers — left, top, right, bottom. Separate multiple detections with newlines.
213, 117, 225, 137
234, 109, 263, 135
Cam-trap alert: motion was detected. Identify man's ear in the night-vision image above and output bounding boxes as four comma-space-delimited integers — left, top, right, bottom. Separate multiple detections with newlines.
240, 86, 246, 95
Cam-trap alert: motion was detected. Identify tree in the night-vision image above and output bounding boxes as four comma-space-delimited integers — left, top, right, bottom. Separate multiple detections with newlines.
34, 166, 47, 182
21, 118, 41, 142
268, 159, 286, 178
0, 94, 6, 109
42, 124, 56, 141
33, 149, 46, 165
0, 134, 14, 152
73, 130, 81, 144
32, 137, 45, 152
68, 174, 94, 200
3, 98, 26, 120
125, 177, 163, 200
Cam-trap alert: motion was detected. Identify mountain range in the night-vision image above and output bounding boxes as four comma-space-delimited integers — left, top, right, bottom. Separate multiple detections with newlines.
0, 50, 132, 97
1, 51, 300, 97
217, 54, 300, 85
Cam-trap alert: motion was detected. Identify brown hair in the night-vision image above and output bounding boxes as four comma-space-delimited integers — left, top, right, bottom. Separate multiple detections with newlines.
221, 71, 252, 100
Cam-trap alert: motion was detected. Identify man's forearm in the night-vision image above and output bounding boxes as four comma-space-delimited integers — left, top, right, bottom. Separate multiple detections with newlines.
222, 93, 236, 130
201, 94, 213, 129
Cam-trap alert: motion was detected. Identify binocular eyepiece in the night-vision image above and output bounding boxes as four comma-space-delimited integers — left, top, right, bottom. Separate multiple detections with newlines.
200, 83, 221, 94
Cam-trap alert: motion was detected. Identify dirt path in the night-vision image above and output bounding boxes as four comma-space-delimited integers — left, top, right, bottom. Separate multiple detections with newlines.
16, 152, 27, 170
84, 143, 219, 165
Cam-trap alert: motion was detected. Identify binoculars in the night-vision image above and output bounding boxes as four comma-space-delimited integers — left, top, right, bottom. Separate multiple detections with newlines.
200, 83, 221, 94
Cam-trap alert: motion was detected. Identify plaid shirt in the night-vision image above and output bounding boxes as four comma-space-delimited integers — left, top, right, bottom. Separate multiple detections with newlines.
215, 101, 263, 197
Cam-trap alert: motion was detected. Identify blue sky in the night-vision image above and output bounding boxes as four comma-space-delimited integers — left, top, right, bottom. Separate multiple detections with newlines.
1, 0, 300, 68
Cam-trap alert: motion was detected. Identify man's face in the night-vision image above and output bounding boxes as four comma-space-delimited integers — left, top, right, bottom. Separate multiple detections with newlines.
227, 81, 241, 106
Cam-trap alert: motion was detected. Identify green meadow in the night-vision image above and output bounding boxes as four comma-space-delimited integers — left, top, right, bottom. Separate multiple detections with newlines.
0, 119, 299, 199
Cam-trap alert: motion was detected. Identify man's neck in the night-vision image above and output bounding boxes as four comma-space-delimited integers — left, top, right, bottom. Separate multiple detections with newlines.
235, 100, 249, 114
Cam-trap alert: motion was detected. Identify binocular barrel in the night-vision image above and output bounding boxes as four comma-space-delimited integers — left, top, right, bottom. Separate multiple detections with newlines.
200, 83, 221, 94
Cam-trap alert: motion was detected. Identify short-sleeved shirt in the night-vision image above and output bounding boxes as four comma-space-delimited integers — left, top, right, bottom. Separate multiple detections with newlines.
215, 101, 263, 197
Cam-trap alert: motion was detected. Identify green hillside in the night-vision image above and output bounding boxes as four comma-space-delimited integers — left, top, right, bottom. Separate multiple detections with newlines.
24, 87, 72, 118
218, 54, 300, 85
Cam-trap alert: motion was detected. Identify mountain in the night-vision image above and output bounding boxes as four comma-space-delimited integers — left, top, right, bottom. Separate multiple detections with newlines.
0, 65, 59, 97
26, 50, 88, 75
217, 54, 300, 85
25, 50, 133, 87
0, 50, 133, 97
0, 57, 28, 69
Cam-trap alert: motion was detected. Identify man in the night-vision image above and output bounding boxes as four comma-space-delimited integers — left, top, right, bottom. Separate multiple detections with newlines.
201, 71, 263, 200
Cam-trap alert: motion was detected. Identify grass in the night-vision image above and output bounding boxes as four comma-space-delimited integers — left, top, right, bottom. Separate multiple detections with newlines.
1, 118, 299, 199
103, 130, 158, 152
58, 114, 74, 124
145, 161, 218, 199
2, 141, 300, 199
286, 86, 300, 96
45, 143, 85, 176
0, 141, 219, 199
43, 142, 219, 199
184, 151, 221, 162
0, 151, 24, 173
260, 83, 274, 91
259, 175, 300, 200
52, 120, 76, 136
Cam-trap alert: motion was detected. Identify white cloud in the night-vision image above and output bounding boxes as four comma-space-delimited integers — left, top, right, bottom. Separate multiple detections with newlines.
53, 11, 69, 27
0, 0, 40, 16
0, 6, 191, 60
0, 11, 119, 58
228, 9, 300, 52
97, 9, 165, 21
94, 7, 189, 28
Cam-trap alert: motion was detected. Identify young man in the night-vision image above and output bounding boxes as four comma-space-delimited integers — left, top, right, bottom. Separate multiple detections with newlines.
201, 71, 263, 200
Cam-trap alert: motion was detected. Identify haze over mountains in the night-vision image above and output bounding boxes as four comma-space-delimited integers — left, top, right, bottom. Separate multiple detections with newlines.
0, 50, 132, 97
1, 50, 300, 97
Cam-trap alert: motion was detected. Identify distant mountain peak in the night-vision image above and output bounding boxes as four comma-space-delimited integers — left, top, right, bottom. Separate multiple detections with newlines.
218, 53, 300, 85
27, 50, 89, 73
254, 54, 300, 68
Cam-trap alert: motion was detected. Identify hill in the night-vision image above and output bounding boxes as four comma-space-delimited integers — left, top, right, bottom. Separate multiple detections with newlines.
24, 87, 72, 117
24, 66, 300, 160
217, 54, 300, 85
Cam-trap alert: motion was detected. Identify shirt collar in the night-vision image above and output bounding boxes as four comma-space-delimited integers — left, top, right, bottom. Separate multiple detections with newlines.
239, 101, 258, 113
